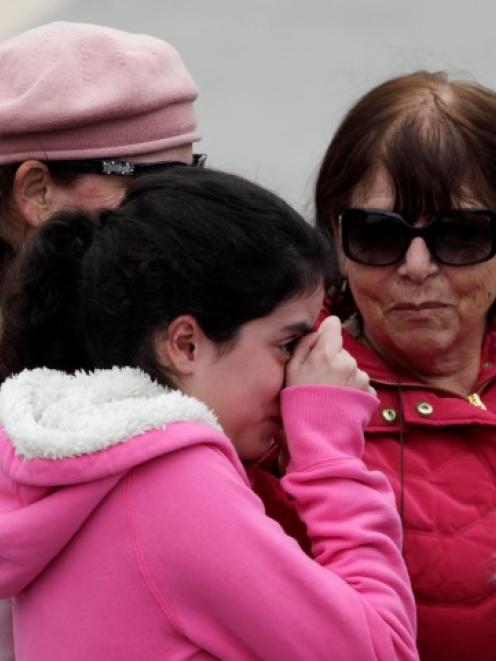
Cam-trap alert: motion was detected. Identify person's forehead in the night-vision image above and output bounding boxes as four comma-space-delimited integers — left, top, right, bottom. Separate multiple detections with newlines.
351, 166, 486, 212
351, 168, 394, 205
264, 288, 324, 328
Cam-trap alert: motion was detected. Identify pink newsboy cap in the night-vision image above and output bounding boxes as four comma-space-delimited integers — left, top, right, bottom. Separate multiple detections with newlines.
0, 21, 201, 164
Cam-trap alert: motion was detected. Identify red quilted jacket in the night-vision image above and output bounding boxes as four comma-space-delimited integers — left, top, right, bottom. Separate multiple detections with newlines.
249, 321, 496, 661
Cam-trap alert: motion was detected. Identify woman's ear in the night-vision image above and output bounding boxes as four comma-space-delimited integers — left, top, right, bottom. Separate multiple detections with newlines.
12, 161, 58, 228
153, 315, 206, 377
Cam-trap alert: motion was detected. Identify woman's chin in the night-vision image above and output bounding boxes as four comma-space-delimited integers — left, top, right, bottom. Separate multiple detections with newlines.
375, 328, 460, 371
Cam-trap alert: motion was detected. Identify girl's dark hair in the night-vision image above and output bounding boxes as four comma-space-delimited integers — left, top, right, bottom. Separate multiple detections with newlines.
0, 167, 329, 385
315, 70, 496, 318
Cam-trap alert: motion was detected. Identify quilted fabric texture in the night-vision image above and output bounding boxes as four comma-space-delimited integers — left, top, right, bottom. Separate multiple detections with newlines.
345, 328, 496, 661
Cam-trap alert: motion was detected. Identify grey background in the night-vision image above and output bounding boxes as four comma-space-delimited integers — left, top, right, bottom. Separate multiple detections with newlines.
1, 0, 492, 217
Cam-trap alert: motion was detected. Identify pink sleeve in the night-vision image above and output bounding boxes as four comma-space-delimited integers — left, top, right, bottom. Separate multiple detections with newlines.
282, 385, 417, 659
129, 386, 418, 660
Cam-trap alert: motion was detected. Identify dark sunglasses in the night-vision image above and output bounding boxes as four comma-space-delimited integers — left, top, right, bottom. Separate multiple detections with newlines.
45, 153, 207, 177
339, 208, 496, 266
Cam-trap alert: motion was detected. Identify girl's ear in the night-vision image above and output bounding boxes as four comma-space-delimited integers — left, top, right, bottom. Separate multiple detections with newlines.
153, 315, 206, 377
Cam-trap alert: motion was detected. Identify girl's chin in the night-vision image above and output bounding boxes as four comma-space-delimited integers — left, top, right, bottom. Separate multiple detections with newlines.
237, 437, 278, 463
233, 418, 283, 462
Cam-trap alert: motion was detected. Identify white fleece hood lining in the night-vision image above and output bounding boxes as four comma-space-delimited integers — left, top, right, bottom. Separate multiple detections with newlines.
0, 367, 221, 460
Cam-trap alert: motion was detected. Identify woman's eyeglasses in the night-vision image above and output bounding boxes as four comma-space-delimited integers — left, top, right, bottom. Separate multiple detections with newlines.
339, 208, 496, 267
45, 153, 207, 177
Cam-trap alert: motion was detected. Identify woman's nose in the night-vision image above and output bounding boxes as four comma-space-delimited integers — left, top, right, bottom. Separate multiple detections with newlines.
396, 237, 440, 282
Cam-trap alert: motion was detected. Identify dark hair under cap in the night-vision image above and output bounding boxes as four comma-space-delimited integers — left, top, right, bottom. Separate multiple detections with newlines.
0, 167, 330, 384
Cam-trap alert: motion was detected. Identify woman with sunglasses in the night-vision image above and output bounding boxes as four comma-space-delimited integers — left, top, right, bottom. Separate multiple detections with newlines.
312, 71, 496, 660
250, 69, 496, 661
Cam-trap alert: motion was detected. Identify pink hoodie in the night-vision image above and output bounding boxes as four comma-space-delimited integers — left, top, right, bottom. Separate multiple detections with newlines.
0, 367, 417, 660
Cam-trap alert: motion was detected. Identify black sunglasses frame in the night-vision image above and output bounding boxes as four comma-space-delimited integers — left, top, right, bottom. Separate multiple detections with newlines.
339, 207, 496, 267
45, 153, 207, 177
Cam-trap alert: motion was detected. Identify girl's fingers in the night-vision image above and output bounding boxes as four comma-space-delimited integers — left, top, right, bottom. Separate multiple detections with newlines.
315, 315, 343, 354
288, 330, 320, 369
287, 315, 374, 392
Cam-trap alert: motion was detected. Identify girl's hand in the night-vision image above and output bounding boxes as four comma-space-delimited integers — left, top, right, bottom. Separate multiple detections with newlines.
285, 316, 373, 393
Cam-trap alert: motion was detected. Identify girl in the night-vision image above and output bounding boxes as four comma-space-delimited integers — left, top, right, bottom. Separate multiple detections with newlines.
0, 168, 417, 660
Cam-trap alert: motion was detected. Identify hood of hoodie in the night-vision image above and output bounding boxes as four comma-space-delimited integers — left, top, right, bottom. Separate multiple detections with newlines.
0, 367, 231, 597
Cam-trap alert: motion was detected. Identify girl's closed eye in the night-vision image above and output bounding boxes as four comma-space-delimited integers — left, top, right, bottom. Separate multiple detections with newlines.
279, 337, 300, 357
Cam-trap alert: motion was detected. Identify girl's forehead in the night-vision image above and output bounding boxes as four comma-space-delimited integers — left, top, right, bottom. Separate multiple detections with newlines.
262, 287, 325, 330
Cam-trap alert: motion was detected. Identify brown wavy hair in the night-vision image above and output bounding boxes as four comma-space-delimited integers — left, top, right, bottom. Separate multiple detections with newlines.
315, 70, 496, 316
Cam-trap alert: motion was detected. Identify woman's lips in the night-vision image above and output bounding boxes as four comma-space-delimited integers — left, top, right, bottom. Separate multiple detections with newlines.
388, 302, 451, 322
391, 302, 449, 311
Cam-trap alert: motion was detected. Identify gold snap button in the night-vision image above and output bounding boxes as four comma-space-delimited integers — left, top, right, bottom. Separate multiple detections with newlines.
417, 402, 433, 416
381, 408, 397, 423
483, 362, 493, 369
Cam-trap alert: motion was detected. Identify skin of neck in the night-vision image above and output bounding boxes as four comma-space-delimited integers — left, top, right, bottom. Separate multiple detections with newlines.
360, 322, 487, 397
